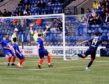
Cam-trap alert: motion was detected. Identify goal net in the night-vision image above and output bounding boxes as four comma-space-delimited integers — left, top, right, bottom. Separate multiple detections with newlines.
0, 14, 68, 60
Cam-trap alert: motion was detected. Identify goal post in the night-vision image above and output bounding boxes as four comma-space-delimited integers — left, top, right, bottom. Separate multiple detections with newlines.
62, 14, 66, 60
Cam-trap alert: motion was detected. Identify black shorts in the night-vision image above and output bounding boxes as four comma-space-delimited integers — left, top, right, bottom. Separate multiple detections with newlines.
39, 49, 49, 59
85, 48, 96, 59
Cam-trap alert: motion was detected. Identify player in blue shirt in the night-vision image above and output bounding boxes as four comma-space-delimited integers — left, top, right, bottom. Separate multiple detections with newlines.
1, 33, 16, 66
78, 32, 103, 70
37, 33, 53, 69
13, 38, 25, 68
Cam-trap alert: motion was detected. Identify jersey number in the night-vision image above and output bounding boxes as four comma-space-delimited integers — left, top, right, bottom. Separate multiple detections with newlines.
92, 38, 98, 46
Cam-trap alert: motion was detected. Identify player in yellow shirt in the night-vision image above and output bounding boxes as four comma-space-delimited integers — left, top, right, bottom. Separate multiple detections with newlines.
29, 24, 50, 42
11, 28, 18, 43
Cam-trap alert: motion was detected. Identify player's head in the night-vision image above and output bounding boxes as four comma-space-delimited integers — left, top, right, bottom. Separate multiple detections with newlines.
13, 37, 17, 43
94, 32, 100, 36
14, 28, 18, 33
3, 33, 8, 38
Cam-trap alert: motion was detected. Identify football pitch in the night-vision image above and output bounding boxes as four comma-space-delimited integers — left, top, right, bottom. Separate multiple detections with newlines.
0, 57, 109, 84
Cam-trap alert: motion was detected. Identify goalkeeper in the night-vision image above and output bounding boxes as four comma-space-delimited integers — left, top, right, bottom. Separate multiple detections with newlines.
11, 28, 18, 43
29, 24, 50, 42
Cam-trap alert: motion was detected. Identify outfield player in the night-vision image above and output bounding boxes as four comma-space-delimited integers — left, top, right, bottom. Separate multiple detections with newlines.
29, 24, 52, 68
37, 33, 53, 69
1, 33, 16, 66
13, 38, 25, 68
78, 32, 103, 70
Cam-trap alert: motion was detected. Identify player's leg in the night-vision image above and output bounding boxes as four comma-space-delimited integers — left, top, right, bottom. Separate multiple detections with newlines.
10, 51, 16, 66
44, 49, 53, 67
38, 52, 44, 69
78, 48, 90, 58
7, 54, 12, 66
86, 51, 96, 70
47, 54, 52, 65
12, 56, 16, 66
4, 51, 12, 66
16, 54, 25, 68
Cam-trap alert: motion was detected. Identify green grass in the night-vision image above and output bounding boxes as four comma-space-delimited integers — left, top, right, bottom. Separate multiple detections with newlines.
0, 57, 109, 84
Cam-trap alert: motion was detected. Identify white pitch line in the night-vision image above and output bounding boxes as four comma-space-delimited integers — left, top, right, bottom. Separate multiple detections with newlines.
0, 63, 108, 71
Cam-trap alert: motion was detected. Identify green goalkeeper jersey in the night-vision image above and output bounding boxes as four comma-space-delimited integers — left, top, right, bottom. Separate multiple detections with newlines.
11, 33, 18, 43
30, 30, 47, 42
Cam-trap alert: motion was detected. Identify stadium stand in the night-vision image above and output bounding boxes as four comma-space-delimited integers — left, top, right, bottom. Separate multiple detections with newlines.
13, 0, 63, 16
0, 0, 64, 16
0, 0, 20, 16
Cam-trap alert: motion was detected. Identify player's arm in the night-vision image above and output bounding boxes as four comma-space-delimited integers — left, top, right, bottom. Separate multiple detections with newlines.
43, 25, 50, 35
8, 43, 16, 53
13, 45, 22, 55
29, 24, 34, 35
77, 40, 89, 45
37, 41, 40, 49
37, 39, 40, 49
30, 24, 38, 42
15, 49, 22, 56
37, 44, 40, 49
102, 41, 108, 44
3, 46, 12, 50
30, 28, 34, 35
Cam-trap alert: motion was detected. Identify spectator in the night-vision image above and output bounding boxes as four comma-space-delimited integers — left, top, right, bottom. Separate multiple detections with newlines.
23, 10, 28, 15
101, 0, 109, 8
3, 9, 8, 16
92, 1, 100, 10
105, 7, 109, 13
105, 12, 109, 24
84, 8, 91, 21
105, 1, 109, 8
37, 0, 46, 9
48, 0, 52, 6
64, 7, 72, 15
0, 0, 63, 16
23, 0, 30, 5
7, 11, 12, 16
81, 8, 85, 14
88, 12, 102, 25
3, 9, 12, 16
59, 0, 64, 3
